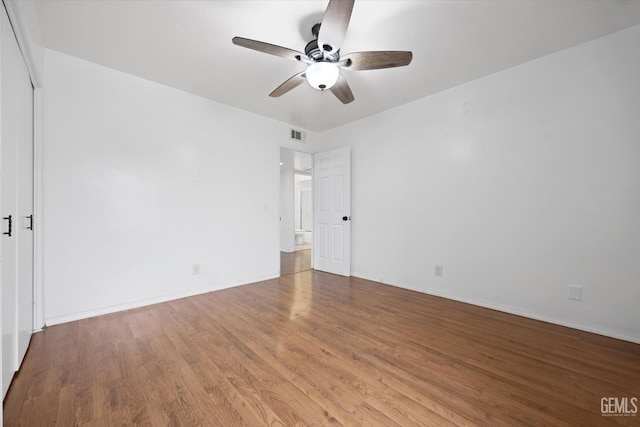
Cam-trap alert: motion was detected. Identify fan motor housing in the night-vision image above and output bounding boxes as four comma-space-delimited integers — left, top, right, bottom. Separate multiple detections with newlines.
305, 24, 340, 62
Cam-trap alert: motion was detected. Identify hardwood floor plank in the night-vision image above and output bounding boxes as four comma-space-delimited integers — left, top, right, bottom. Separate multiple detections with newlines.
56, 384, 77, 426
4, 270, 640, 426
87, 408, 134, 427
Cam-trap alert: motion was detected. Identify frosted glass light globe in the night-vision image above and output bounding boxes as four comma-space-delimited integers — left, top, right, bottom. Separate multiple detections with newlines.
305, 62, 339, 91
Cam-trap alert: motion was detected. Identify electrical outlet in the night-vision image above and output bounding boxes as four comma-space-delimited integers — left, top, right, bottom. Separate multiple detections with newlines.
435, 265, 443, 277
192, 264, 201, 275
568, 284, 582, 301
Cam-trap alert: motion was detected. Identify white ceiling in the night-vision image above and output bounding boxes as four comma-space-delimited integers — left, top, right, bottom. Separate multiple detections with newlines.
29, 0, 640, 132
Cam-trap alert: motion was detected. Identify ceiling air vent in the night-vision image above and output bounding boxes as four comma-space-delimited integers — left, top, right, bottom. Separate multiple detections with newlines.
290, 128, 307, 143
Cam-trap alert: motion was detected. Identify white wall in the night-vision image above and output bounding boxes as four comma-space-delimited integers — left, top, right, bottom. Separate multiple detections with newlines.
42, 49, 311, 324
311, 25, 640, 342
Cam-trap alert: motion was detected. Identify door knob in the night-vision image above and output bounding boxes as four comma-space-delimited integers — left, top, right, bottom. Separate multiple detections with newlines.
342, 216, 351, 221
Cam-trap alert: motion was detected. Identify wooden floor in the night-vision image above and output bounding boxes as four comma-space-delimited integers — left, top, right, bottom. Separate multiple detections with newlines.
280, 249, 311, 276
4, 270, 640, 426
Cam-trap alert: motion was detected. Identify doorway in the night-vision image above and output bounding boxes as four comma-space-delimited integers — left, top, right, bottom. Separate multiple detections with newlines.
280, 148, 313, 275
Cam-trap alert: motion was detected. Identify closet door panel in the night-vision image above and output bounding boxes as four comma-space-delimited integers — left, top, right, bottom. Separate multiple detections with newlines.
16, 49, 33, 367
1, 7, 20, 398
1, 4, 34, 398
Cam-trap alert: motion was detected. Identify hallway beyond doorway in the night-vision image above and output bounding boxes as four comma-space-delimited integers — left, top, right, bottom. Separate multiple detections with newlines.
295, 243, 311, 251
281, 250, 311, 276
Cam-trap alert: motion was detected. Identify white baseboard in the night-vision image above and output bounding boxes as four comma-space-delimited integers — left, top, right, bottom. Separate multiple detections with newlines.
351, 272, 640, 345
44, 272, 280, 327
43, 270, 639, 345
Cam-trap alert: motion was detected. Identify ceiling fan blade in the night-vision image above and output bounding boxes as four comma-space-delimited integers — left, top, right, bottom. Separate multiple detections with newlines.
341, 51, 413, 70
317, 0, 355, 54
232, 37, 305, 61
330, 74, 354, 104
269, 72, 307, 97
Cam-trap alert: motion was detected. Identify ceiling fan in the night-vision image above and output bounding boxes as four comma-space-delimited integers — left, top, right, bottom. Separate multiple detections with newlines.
232, 0, 412, 104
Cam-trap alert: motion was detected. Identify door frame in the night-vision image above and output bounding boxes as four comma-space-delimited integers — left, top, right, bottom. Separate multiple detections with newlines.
279, 147, 315, 273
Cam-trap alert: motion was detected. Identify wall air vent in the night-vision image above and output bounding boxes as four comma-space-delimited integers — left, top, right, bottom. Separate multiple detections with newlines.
290, 128, 307, 143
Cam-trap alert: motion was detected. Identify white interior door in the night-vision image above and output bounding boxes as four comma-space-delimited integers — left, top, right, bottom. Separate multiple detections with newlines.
313, 147, 351, 276
1, 5, 34, 398
16, 46, 34, 368
1, 6, 20, 397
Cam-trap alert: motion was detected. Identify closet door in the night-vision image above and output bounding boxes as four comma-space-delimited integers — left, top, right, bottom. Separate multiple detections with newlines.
1, 6, 20, 397
16, 40, 34, 367
1, 5, 34, 398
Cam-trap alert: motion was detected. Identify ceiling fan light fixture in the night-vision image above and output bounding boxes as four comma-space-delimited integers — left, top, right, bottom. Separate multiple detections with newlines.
232, 0, 412, 103
305, 62, 339, 91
